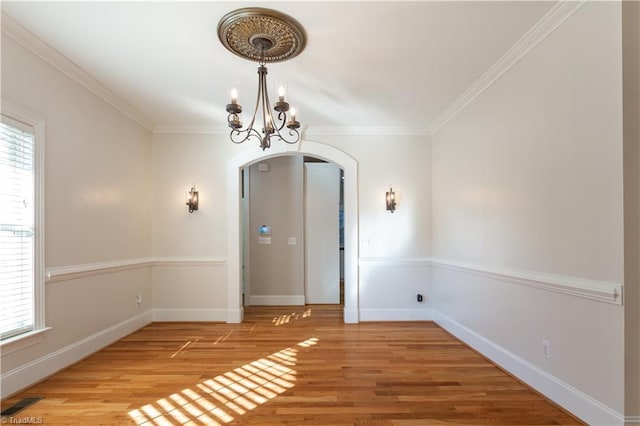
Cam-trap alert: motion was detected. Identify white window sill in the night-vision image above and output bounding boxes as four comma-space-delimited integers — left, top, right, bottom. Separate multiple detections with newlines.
1, 327, 52, 356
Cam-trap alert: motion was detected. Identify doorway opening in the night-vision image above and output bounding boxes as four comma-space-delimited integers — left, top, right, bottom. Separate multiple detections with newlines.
226, 141, 359, 324
241, 155, 343, 308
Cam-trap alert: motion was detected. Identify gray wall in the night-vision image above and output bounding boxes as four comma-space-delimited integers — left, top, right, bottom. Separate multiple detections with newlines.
247, 156, 304, 303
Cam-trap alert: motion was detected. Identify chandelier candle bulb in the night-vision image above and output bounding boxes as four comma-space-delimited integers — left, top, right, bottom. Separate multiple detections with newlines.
226, 88, 242, 116
278, 86, 285, 102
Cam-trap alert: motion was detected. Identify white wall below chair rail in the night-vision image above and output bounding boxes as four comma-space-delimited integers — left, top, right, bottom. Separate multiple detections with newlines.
359, 309, 434, 322
433, 310, 625, 425
358, 257, 432, 321
152, 309, 227, 322
0, 310, 152, 399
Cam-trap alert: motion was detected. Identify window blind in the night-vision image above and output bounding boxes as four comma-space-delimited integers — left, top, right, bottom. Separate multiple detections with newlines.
0, 118, 35, 340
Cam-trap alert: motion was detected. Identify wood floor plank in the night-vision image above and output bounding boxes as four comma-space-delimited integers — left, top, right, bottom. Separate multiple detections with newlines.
1, 305, 583, 425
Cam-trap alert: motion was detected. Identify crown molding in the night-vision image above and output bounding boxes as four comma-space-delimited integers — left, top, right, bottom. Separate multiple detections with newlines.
1, 12, 155, 131
427, 0, 587, 136
153, 123, 429, 137
304, 126, 429, 137
153, 123, 229, 134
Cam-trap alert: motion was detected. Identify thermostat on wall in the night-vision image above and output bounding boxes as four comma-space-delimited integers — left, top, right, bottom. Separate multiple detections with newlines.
258, 225, 271, 235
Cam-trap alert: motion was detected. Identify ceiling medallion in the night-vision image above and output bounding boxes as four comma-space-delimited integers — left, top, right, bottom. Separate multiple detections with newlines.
218, 8, 307, 150
217, 8, 307, 63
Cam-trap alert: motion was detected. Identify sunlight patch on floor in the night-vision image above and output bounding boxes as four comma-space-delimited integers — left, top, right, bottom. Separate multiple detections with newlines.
128, 337, 318, 425
272, 308, 312, 326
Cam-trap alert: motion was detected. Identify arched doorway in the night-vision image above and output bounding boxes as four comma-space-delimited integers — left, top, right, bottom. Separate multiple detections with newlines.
226, 140, 359, 323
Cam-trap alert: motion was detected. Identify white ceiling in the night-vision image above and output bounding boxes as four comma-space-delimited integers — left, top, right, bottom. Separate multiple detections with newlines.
2, 1, 555, 134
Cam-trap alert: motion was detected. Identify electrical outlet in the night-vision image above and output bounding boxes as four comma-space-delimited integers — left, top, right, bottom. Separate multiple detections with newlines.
542, 339, 551, 359
136, 293, 142, 305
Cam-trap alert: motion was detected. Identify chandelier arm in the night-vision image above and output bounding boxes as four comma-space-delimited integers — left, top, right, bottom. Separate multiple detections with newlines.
272, 126, 300, 144
229, 127, 263, 145
242, 68, 264, 138
229, 129, 249, 144
260, 67, 275, 135
275, 111, 287, 132
286, 127, 301, 143
227, 113, 242, 130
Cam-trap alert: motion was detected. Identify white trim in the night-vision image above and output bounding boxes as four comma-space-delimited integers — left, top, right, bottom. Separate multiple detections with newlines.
153, 123, 428, 137
359, 308, 433, 322
248, 295, 306, 306
0, 311, 152, 399
0, 327, 52, 356
226, 308, 244, 324
625, 416, 640, 425
433, 310, 625, 426
152, 257, 227, 267
1, 12, 154, 131
1, 101, 47, 343
430, 258, 622, 305
45, 257, 228, 283
343, 308, 359, 324
428, 0, 587, 135
152, 309, 227, 322
303, 126, 428, 137
359, 257, 431, 267
153, 123, 228, 134
46, 258, 153, 283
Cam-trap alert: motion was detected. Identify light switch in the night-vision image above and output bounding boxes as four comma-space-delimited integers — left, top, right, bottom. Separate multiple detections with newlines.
288, 237, 296, 245
258, 236, 272, 245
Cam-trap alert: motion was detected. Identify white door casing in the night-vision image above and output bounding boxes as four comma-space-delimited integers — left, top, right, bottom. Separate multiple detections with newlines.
226, 140, 359, 323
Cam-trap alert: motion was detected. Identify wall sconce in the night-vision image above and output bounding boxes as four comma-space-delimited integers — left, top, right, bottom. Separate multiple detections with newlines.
386, 186, 396, 213
186, 186, 199, 213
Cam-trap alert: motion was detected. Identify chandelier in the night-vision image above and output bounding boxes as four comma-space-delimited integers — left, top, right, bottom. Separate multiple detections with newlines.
218, 8, 307, 151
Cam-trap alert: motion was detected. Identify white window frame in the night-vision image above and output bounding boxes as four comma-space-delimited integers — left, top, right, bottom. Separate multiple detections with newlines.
0, 101, 48, 355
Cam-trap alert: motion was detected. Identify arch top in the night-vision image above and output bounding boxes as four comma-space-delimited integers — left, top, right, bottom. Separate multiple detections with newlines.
226, 139, 357, 171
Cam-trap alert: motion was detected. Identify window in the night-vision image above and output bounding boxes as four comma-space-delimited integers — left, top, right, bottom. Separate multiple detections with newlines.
1, 102, 45, 343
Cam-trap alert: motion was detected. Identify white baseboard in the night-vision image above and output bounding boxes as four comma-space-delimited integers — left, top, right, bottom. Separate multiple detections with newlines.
359, 308, 433, 322
433, 310, 625, 426
226, 308, 244, 324
626, 416, 640, 425
152, 309, 227, 322
0, 310, 152, 399
248, 295, 305, 306
344, 308, 359, 324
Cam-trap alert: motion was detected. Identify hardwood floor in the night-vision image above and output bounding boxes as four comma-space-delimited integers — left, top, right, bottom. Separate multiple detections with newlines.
2, 305, 583, 425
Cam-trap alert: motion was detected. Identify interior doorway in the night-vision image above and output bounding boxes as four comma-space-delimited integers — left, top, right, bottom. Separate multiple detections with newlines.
241, 155, 343, 307
226, 141, 359, 324
303, 157, 342, 305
